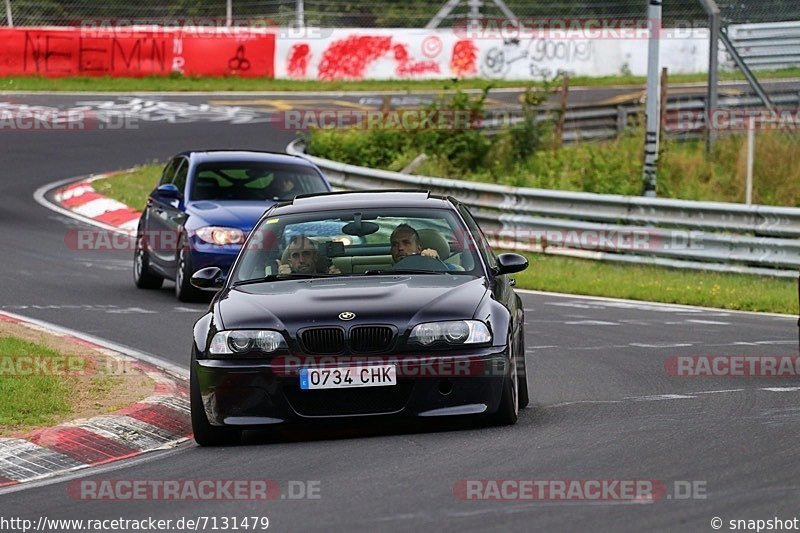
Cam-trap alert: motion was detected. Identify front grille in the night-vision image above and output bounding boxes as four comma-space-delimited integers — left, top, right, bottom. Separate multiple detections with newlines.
284, 380, 414, 416
300, 328, 345, 355
350, 326, 394, 353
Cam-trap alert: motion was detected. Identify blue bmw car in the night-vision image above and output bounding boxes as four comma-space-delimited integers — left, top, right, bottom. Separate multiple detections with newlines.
133, 150, 332, 301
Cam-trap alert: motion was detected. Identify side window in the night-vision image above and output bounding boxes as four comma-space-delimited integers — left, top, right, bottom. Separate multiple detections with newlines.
457, 204, 497, 269
171, 159, 189, 193
159, 159, 178, 186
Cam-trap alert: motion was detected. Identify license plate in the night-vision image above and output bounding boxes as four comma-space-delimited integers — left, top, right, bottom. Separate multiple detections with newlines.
299, 365, 397, 390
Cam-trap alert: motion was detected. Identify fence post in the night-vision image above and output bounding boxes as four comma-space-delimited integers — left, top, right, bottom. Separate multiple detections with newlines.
746, 115, 755, 205
642, 0, 662, 197
556, 75, 569, 148
226, 0, 232, 27
616, 106, 628, 136
296, 0, 304, 28
659, 67, 669, 139
4, 0, 12, 27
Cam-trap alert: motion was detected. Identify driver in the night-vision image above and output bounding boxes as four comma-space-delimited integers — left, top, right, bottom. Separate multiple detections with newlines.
277, 235, 341, 275
266, 174, 297, 199
390, 224, 440, 263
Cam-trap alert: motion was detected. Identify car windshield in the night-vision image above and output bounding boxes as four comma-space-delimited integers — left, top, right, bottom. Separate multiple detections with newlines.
230, 208, 483, 283
190, 162, 328, 202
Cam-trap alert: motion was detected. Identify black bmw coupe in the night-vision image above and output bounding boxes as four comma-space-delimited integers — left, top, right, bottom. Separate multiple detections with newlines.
189, 190, 529, 445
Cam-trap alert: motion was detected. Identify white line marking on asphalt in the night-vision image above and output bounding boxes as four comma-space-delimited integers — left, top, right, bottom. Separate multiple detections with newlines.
0, 447, 186, 496
685, 319, 731, 325
761, 387, 800, 392
626, 394, 697, 401
630, 343, 694, 348
0, 310, 187, 379
33, 174, 134, 236
564, 320, 619, 325
519, 289, 798, 319
691, 389, 744, 394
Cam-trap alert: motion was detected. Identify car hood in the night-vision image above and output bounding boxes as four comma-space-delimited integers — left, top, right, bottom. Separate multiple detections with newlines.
186, 200, 274, 231
216, 275, 489, 332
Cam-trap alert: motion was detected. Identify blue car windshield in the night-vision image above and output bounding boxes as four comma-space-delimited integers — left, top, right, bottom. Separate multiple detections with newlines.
230, 208, 485, 282
191, 162, 328, 202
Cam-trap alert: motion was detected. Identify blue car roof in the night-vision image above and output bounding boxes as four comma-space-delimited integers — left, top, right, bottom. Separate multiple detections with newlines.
180, 150, 316, 167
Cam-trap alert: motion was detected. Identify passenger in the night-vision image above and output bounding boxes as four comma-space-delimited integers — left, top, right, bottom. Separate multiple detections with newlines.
277, 235, 341, 274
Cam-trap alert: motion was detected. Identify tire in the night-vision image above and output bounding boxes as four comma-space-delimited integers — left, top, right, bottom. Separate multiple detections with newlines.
190, 356, 242, 446
133, 228, 164, 290
489, 340, 519, 426
175, 235, 206, 302
517, 333, 530, 409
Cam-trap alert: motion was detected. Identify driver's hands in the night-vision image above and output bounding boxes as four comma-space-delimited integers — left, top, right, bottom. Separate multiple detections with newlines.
276, 260, 292, 275
328, 265, 341, 274
420, 248, 440, 259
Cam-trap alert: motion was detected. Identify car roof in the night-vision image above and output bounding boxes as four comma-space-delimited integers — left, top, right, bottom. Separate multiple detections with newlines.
176, 150, 316, 167
268, 190, 455, 216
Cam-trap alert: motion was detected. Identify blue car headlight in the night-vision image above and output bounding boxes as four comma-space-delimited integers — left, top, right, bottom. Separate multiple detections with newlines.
195, 226, 245, 245
209, 330, 287, 355
409, 320, 491, 346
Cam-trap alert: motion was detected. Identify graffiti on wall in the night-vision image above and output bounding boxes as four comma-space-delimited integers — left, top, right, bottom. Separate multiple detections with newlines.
0, 28, 275, 78
276, 28, 710, 81
480, 38, 594, 78
284, 33, 482, 81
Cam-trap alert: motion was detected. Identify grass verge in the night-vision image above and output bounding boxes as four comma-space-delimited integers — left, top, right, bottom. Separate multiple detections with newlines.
0, 321, 154, 436
94, 167, 799, 315
93, 165, 161, 212
1, 68, 799, 92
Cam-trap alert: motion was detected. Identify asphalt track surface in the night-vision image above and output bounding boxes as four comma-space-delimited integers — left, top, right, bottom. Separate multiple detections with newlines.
0, 93, 799, 532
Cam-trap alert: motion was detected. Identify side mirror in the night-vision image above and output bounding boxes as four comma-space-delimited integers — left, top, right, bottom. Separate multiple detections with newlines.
191, 267, 225, 290
494, 253, 528, 275
155, 183, 183, 199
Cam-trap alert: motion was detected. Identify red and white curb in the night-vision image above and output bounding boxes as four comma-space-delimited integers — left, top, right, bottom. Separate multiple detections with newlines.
0, 311, 191, 488
50, 172, 142, 233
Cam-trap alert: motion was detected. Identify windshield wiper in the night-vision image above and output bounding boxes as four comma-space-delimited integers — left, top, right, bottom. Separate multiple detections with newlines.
362, 269, 448, 276
232, 273, 334, 287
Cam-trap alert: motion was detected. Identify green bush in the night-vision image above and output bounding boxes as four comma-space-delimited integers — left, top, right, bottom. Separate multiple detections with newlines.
307, 86, 800, 206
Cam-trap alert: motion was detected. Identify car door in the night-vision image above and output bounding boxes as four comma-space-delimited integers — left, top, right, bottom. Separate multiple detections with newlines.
456, 203, 522, 335
147, 157, 184, 271
161, 157, 190, 275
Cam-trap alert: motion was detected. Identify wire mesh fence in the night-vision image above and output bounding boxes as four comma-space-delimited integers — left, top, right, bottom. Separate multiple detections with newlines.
2, 0, 800, 28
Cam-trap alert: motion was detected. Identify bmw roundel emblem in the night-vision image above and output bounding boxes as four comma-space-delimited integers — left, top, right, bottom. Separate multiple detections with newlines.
338, 311, 356, 321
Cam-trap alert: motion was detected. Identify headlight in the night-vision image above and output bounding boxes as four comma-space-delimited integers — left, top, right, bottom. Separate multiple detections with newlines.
409, 320, 491, 346
208, 330, 287, 355
195, 226, 245, 245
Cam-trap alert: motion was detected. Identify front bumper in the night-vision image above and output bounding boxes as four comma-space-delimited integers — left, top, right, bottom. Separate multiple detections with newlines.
189, 237, 242, 275
194, 349, 510, 426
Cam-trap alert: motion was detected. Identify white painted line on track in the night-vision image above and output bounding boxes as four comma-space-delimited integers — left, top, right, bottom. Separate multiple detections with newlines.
0, 310, 187, 379
519, 289, 798, 319
33, 174, 134, 236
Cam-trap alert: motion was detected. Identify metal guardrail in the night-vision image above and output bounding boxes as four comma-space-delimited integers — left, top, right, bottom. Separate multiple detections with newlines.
287, 139, 800, 278
485, 89, 800, 143
728, 21, 800, 70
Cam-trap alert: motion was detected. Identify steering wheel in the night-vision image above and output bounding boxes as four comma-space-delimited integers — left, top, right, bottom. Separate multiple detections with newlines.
391, 253, 449, 272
